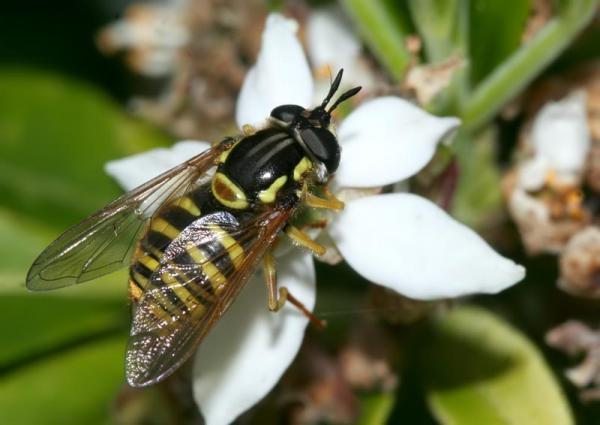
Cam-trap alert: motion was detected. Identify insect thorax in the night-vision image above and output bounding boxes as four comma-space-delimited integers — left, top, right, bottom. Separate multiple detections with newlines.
212, 127, 314, 210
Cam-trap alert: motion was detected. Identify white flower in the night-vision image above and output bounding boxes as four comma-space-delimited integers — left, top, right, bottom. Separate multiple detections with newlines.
305, 5, 376, 103
97, 1, 189, 77
504, 90, 591, 254
519, 90, 590, 191
106, 13, 525, 425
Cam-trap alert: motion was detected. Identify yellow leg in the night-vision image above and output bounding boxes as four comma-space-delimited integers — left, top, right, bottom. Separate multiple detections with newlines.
262, 250, 326, 329
285, 225, 327, 256
263, 250, 286, 311
304, 191, 344, 210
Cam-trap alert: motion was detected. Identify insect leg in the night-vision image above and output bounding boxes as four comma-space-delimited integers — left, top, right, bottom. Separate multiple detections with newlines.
304, 191, 344, 210
284, 226, 326, 256
263, 250, 285, 311
262, 250, 326, 329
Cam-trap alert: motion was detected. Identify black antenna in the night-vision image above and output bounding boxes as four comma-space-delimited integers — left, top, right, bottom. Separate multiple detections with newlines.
321, 69, 344, 108
328, 86, 362, 113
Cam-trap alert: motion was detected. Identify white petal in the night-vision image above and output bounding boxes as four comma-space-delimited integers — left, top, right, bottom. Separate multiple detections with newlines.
518, 156, 550, 191
127, 47, 178, 77
307, 7, 360, 75
99, 4, 188, 51
307, 6, 375, 104
104, 140, 210, 191
328, 193, 525, 300
193, 251, 316, 425
336, 97, 460, 188
236, 13, 313, 128
509, 188, 550, 224
531, 90, 590, 174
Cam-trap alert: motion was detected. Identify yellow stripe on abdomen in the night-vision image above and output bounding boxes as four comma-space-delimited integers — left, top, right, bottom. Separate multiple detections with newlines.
174, 196, 201, 216
150, 217, 181, 240
208, 224, 245, 269
186, 244, 228, 293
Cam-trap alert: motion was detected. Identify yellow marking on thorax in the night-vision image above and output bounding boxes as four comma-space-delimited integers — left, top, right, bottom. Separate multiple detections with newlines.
212, 172, 249, 209
186, 245, 228, 293
218, 138, 242, 164
258, 175, 288, 204
150, 217, 181, 240
174, 196, 201, 216
208, 224, 245, 269
219, 147, 232, 164
293, 157, 313, 181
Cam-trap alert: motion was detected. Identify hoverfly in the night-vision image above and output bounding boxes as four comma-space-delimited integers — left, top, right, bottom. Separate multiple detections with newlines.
27, 69, 360, 387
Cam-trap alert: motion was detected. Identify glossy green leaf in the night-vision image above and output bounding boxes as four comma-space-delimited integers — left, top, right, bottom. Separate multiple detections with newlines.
0, 335, 127, 425
468, 0, 531, 84
407, 0, 467, 62
451, 127, 502, 230
341, 0, 412, 80
0, 208, 56, 290
406, 0, 470, 113
461, 0, 599, 130
0, 295, 127, 370
423, 306, 574, 425
0, 206, 127, 299
357, 392, 396, 425
0, 67, 169, 228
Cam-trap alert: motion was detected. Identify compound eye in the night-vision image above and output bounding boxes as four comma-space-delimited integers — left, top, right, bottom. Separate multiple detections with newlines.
270, 104, 305, 124
300, 127, 341, 173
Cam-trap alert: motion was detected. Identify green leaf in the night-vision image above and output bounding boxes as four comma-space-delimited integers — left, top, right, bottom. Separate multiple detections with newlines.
0, 67, 169, 228
341, 0, 412, 80
0, 208, 56, 290
461, 0, 599, 131
407, 0, 468, 62
423, 306, 574, 425
357, 392, 396, 425
451, 127, 502, 230
0, 335, 127, 425
406, 0, 470, 113
0, 295, 127, 370
468, 0, 531, 84
0, 206, 127, 299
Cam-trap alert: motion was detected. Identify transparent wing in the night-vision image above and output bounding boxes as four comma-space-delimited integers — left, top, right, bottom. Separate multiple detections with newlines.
125, 208, 292, 387
26, 146, 222, 290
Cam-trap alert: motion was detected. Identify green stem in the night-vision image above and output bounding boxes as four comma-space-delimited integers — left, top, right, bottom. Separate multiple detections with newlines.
460, 0, 599, 131
340, 0, 412, 80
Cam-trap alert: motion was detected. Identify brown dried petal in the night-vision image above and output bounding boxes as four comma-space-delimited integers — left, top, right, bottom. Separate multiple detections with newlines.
404, 55, 466, 106
338, 320, 399, 392
559, 226, 600, 297
279, 343, 359, 425
546, 321, 600, 399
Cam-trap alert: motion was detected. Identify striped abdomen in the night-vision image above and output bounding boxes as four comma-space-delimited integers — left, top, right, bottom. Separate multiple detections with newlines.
129, 184, 251, 317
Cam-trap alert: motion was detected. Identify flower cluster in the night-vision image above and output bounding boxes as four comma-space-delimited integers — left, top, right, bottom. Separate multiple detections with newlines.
106, 13, 525, 425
